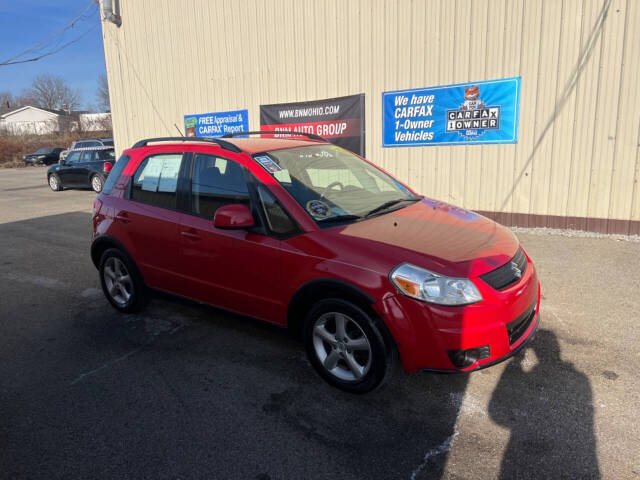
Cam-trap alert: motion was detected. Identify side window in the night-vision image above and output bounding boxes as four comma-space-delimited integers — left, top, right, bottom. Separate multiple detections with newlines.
65, 151, 82, 164
131, 153, 184, 210
81, 151, 97, 162
257, 185, 298, 236
102, 154, 130, 195
191, 154, 249, 218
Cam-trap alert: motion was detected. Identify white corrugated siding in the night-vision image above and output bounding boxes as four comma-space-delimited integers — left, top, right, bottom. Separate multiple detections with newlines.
100, 0, 640, 232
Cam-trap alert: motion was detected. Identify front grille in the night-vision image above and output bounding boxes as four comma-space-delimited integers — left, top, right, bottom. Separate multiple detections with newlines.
506, 302, 536, 344
480, 248, 527, 291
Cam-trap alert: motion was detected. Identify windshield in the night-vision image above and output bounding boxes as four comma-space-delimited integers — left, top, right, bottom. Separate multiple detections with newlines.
256, 144, 419, 225
35, 148, 52, 154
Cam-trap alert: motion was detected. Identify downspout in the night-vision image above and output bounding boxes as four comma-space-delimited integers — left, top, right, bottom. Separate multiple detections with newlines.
102, 0, 122, 27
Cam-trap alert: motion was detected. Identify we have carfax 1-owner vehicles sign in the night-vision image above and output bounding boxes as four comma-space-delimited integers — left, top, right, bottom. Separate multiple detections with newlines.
383, 77, 520, 147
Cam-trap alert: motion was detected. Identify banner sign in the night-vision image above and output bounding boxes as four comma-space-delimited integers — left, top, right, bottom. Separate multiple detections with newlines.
382, 77, 520, 147
260, 94, 365, 155
184, 109, 249, 138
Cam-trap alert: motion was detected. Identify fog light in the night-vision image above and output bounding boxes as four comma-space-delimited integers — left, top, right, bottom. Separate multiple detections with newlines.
447, 345, 490, 368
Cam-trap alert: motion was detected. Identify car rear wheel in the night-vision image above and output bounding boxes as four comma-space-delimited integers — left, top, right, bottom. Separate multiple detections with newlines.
91, 174, 104, 193
99, 248, 149, 313
304, 298, 397, 393
48, 174, 62, 191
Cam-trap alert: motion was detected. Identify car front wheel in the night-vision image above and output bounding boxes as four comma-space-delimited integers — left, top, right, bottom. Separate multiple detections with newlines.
48, 174, 62, 191
91, 174, 104, 193
304, 298, 398, 393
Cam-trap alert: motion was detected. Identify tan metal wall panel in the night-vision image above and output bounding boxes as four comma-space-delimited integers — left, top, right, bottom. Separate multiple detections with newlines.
100, 0, 640, 229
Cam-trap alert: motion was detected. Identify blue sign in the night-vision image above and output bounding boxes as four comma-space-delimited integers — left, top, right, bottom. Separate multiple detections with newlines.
184, 109, 249, 138
382, 77, 520, 147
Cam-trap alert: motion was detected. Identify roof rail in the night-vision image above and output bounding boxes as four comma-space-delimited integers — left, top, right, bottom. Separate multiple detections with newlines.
221, 130, 327, 142
130, 136, 242, 153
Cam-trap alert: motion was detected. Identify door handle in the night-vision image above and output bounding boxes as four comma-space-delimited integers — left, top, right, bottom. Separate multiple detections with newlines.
115, 212, 131, 223
180, 229, 201, 241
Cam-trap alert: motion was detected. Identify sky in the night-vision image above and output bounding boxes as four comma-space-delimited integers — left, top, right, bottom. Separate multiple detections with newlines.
0, 0, 106, 110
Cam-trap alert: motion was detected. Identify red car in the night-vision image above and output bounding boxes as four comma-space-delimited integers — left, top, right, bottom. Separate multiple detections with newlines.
91, 134, 540, 393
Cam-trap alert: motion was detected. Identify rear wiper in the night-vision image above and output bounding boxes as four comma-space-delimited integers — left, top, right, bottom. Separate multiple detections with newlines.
317, 214, 362, 223
364, 197, 420, 218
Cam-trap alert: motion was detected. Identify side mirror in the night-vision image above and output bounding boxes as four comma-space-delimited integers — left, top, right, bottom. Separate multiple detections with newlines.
59, 159, 66, 165
213, 204, 255, 229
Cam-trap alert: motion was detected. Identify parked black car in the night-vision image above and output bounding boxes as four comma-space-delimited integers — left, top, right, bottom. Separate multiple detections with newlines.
47, 147, 116, 193
23, 147, 65, 166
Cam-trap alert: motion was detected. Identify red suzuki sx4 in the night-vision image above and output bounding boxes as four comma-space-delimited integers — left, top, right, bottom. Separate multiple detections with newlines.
91, 134, 540, 393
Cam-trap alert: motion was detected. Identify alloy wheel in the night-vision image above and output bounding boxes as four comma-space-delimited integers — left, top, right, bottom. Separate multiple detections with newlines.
312, 312, 372, 381
92, 176, 103, 192
103, 257, 133, 306
49, 176, 58, 190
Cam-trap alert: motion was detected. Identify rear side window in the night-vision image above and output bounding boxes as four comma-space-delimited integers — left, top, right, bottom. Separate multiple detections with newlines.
131, 153, 184, 210
191, 154, 249, 218
102, 154, 130, 195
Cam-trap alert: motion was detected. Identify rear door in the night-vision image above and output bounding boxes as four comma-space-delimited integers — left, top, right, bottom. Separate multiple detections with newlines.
119, 152, 186, 291
176, 152, 288, 324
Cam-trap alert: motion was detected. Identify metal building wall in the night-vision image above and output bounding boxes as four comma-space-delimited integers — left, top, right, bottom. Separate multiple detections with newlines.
100, 0, 640, 234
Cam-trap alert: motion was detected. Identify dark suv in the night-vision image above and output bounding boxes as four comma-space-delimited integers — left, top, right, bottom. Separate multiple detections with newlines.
48, 147, 115, 192
91, 134, 540, 393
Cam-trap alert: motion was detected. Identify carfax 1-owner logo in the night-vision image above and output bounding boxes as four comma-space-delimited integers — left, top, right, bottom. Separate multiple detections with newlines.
445, 85, 501, 139
382, 77, 520, 147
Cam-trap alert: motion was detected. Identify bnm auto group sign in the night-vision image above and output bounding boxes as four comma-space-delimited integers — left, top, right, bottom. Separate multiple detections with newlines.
260, 94, 366, 155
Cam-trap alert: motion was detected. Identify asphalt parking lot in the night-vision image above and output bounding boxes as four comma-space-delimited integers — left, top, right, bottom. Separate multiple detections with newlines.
1, 167, 639, 480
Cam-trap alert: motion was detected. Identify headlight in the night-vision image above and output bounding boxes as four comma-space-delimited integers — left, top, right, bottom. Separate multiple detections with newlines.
390, 263, 482, 306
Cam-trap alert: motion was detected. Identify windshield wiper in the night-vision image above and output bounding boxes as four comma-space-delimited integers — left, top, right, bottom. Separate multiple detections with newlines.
364, 197, 421, 218
317, 214, 362, 223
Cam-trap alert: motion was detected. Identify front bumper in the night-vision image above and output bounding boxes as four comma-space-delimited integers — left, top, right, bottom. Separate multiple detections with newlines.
381, 256, 541, 373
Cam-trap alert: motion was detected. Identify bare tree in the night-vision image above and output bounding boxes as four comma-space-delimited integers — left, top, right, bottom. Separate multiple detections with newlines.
21, 74, 81, 111
96, 74, 110, 112
0, 92, 16, 113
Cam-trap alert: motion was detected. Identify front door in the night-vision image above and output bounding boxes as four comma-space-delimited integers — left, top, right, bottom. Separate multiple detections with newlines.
176, 153, 285, 324
57, 150, 82, 186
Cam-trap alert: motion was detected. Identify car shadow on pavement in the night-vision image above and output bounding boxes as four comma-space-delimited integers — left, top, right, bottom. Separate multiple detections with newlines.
489, 328, 601, 480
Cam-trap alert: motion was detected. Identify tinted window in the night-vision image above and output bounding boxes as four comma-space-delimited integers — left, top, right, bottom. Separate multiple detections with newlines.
81, 151, 97, 162
102, 140, 114, 146
65, 151, 82, 164
257, 185, 297, 236
102, 154, 130, 195
191, 154, 249, 219
131, 154, 184, 210
98, 150, 116, 160
35, 148, 52, 154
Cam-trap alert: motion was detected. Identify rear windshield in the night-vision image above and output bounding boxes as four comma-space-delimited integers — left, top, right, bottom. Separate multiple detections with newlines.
102, 154, 130, 195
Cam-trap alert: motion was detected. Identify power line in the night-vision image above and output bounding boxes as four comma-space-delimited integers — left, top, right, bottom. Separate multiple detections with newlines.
0, 0, 99, 66
0, 24, 99, 66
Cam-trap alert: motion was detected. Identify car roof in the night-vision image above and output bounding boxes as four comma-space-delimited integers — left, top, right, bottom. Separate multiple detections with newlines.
129, 137, 326, 155
222, 137, 323, 154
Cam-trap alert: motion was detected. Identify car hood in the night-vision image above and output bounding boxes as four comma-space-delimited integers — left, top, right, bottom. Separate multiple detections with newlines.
302, 198, 520, 278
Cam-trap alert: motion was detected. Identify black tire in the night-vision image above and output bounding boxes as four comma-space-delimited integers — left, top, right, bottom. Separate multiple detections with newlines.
303, 298, 398, 394
90, 174, 104, 193
99, 248, 149, 313
48, 174, 63, 191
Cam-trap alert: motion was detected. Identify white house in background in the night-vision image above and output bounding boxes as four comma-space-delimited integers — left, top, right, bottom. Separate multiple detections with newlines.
0, 106, 112, 135
0, 105, 61, 135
